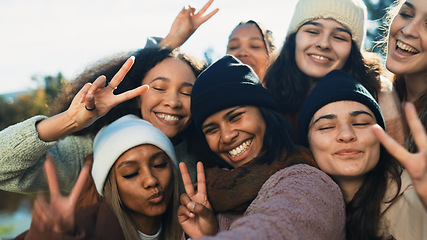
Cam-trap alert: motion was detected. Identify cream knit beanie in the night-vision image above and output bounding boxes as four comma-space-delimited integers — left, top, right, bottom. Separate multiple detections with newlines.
92, 114, 177, 196
286, 0, 367, 49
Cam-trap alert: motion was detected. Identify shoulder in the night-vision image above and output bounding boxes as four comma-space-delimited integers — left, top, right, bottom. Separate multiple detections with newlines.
261, 164, 338, 193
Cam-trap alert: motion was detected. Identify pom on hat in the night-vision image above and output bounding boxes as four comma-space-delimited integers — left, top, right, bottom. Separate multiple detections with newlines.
298, 70, 385, 147
92, 114, 177, 196
191, 55, 278, 133
286, 0, 367, 49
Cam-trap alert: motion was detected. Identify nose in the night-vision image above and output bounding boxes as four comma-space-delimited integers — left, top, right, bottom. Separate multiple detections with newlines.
219, 126, 238, 144
163, 92, 182, 109
235, 47, 249, 58
141, 169, 159, 189
315, 34, 331, 50
336, 124, 356, 143
400, 20, 420, 39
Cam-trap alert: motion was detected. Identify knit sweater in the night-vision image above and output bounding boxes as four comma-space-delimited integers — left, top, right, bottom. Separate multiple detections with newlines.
379, 170, 427, 240
200, 164, 346, 240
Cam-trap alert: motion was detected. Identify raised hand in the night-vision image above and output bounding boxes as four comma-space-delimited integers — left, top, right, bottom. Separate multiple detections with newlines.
67, 56, 149, 130
178, 162, 218, 238
36, 56, 149, 142
30, 154, 92, 233
372, 102, 427, 209
160, 0, 219, 49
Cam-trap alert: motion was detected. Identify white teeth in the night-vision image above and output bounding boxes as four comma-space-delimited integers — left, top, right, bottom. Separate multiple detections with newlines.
229, 139, 252, 157
311, 54, 329, 61
397, 41, 419, 53
156, 113, 179, 122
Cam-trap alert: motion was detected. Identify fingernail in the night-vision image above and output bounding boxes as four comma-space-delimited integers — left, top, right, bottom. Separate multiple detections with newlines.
130, 56, 135, 60
188, 202, 195, 210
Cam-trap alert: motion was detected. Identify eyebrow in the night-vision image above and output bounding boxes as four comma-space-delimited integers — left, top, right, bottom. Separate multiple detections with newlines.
303, 21, 352, 35
149, 77, 194, 87
311, 110, 375, 127
202, 106, 243, 130
349, 110, 374, 119
403, 2, 414, 10
116, 150, 167, 169
311, 114, 337, 126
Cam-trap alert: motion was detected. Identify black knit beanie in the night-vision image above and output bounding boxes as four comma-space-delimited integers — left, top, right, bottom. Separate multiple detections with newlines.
191, 55, 278, 133
298, 70, 385, 147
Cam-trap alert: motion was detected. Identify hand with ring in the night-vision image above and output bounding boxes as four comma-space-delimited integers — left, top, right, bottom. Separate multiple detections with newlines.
66, 56, 149, 130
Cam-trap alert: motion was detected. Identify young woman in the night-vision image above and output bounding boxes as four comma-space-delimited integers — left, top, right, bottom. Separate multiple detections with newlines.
15, 115, 182, 240
384, 0, 427, 152
298, 70, 427, 240
155, 0, 275, 81
0, 47, 205, 194
177, 55, 346, 239
263, 0, 404, 144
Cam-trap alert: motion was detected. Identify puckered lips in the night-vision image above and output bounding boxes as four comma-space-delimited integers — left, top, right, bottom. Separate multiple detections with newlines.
148, 190, 165, 204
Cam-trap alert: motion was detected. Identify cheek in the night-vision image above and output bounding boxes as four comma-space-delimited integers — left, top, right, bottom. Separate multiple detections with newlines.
337, 45, 351, 63
309, 134, 330, 163
205, 136, 219, 154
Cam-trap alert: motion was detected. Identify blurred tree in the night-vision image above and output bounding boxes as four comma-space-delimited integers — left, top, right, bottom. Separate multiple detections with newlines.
0, 73, 66, 130
363, 0, 395, 54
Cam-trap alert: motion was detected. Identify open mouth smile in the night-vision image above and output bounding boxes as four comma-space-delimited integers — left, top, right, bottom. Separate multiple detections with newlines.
228, 139, 252, 157
155, 113, 181, 122
396, 40, 420, 54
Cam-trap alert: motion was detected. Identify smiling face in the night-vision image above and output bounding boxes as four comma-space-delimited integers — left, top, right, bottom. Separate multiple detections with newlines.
295, 19, 352, 79
308, 101, 380, 182
139, 57, 196, 140
202, 106, 266, 168
114, 144, 173, 222
386, 0, 427, 77
226, 23, 269, 80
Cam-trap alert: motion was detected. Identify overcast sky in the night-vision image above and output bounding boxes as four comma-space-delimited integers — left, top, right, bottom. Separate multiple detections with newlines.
0, 0, 299, 94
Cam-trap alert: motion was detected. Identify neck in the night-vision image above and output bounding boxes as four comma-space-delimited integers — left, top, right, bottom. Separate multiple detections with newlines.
335, 176, 365, 203
403, 73, 427, 102
132, 214, 162, 235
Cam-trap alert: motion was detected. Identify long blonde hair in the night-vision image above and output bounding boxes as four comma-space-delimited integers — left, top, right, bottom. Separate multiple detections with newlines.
103, 157, 182, 240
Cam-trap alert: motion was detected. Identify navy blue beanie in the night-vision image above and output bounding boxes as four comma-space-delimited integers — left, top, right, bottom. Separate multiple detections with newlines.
191, 55, 278, 133
298, 70, 385, 147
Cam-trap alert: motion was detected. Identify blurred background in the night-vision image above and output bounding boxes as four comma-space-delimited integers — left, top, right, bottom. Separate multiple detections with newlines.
0, 0, 393, 238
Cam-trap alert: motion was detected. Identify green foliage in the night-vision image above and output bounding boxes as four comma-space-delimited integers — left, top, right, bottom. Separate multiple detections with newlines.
0, 225, 14, 236
0, 73, 66, 130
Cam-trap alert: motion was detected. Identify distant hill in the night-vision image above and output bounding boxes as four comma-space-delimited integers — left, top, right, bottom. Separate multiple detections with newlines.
0, 90, 30, 103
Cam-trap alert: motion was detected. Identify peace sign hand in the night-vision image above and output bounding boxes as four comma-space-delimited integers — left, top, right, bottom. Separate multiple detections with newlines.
66, 56, 149, 131
161, 0, 219, 49
30, 154, 92, 234
178, 162, 218, 238
373, 102, 427, 209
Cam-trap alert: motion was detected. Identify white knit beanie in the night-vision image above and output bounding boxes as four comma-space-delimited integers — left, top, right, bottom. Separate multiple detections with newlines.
286, 0, 367, 49
92, 114, 177, 196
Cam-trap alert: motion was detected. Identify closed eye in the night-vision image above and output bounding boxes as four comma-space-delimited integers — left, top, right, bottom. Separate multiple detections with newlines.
123, 171, 138, 179
154, 162, 169, 168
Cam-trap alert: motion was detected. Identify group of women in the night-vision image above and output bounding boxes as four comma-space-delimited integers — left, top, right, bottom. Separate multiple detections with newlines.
0, 0, 426, 239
